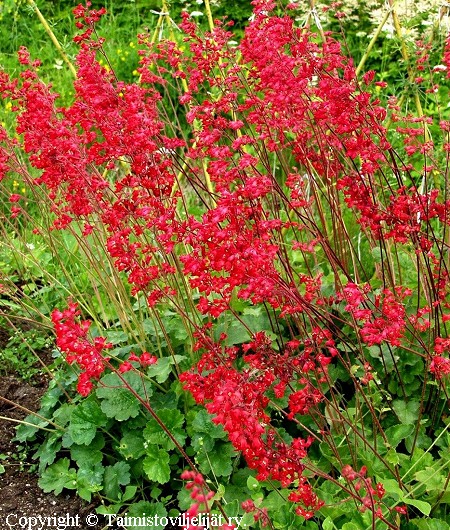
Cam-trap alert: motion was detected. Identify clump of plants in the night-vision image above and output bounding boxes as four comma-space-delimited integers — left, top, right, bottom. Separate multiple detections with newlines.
1, 0, 450, 528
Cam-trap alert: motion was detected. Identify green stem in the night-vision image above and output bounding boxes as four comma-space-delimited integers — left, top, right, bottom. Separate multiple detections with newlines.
355, 6, 391, 77
26, 0, 77, 77
204, 0, 215, 32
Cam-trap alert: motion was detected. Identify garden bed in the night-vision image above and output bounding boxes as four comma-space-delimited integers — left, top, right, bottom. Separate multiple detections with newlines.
0, 375, 93, 526
0, 326, 106, 529
1, 1, 450, 528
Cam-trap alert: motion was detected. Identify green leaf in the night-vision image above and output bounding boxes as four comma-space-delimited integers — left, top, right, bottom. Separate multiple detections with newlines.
191, 432, 215, 452
371, 247, 382, 263
267, 503, 294, 528
68, 398, 108, 445
414, 467, 444, 492
103, 462, 131, 500
122, 485, 138, 502
322, 517, 336, 530
53, 402, 74, 426
215, 308, 278, 346
247, 476, 260, 492
143, 446, 170, 484
409, 518, 450, 530
405, 428, 432, 453
220, 322, 251, 345
368, 345, 399, 373
240, 513, 257, 529
151, 390, 179, 411
319, 437, 352, 468
104, 330, 129, 344
385, 424, 415, 449
382, 479, 404, 500
70, 443, 104, 469
385, 448, 400, 465
77, 463, 104, 501
142, 318, 164, 337
164, 313, 189, 343
222, 495, 241, 518
392, 399, 420, 425
14, 413, 49, 442
403, 498, 431, 516
38, 458, 77, 495
189, 409, 226, 438
126, 502, 168, 530
146, 355, 186, 383
197, 442, 235, 477
39, 385, 64, 411
143, 409, 186, 451
96, 372, 153, 421
118, 430, 145, 460
33, 433, 61, 471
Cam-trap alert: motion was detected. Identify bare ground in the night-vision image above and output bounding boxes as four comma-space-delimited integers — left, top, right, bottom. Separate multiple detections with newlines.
0, 326, 107, 529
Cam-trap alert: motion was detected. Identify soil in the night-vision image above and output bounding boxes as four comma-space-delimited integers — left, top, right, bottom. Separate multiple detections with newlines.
0, 327, 110, 530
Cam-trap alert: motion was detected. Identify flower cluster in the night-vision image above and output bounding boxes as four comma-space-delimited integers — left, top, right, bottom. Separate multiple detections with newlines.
181, 331, 321, 517
119, 351, 158, 373
341, 465, 386, 518
180, 471, 236, 530
51, 302, 112, 395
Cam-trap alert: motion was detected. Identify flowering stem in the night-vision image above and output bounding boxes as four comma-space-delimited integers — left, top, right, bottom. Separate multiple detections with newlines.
388, 0, 430, 143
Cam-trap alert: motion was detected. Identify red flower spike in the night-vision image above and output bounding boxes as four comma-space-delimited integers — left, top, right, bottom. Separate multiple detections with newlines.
51, 302, 111, 395
140, 352, 157, 366
119, 361, 133, 373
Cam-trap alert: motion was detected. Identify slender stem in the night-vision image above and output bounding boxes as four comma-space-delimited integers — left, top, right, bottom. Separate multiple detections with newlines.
355, 6, 391, 77
0, 415, 59, 433
203, 0, 215, 32
0, 396, 65, 431
26, 0, 77, 77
